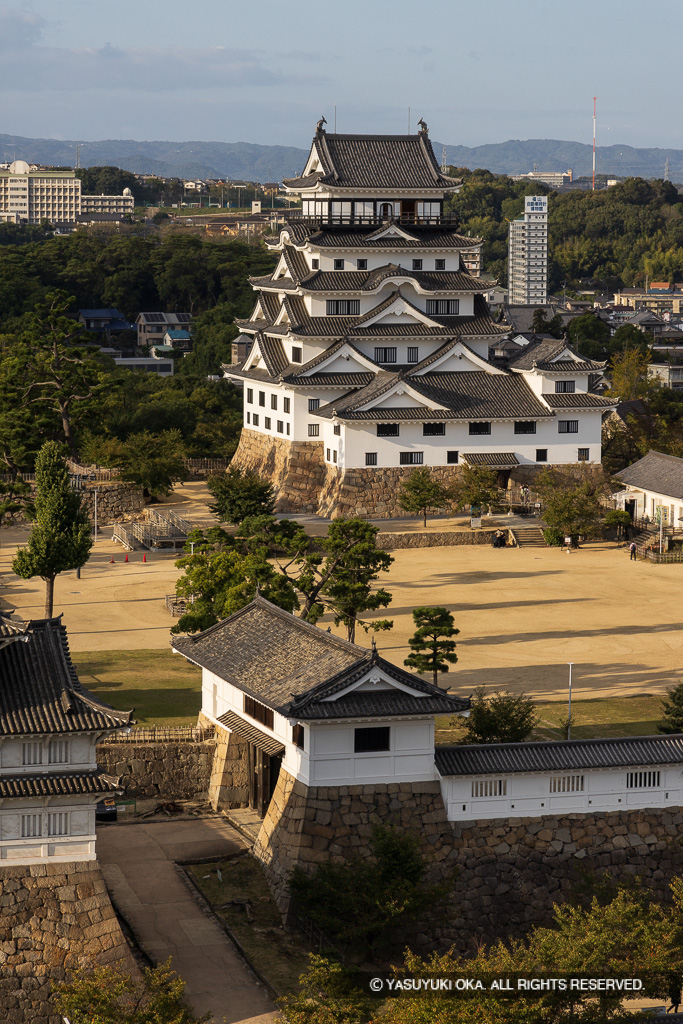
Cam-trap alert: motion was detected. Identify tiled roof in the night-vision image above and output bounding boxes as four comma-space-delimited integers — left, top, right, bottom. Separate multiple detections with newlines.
283, 221, 479, 250
217, 710, 284, 757
258, 335, 290, 376
615, 450, 683, 501
508, 339, 605, 372
0, 771, 120, 798
544, 394, 616, 409
172, 595, 467, 719
535, 360, 606, 372
0, 616, 132, 736
254, 265, 485, 295
291, 372, 374, 387
463, 452, 519, 466
283, 132, 461, 191
435, 734, 683, 777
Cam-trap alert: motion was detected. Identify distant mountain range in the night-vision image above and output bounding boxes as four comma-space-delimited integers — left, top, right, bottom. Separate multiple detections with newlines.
1, 133, 681, 183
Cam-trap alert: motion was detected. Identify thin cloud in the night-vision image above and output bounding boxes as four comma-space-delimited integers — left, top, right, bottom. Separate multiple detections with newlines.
0, 7, 45, 51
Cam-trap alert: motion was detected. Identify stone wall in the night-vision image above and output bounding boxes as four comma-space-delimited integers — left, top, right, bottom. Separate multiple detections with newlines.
196, 716, 249, 810
253, 770, 683, 952
0, 860, 136, 1024
316, 464, 466, 519
96, 741, 214, 800
230, 429, 325, 513
376, 529, 506, 550
79, 482, 145, 523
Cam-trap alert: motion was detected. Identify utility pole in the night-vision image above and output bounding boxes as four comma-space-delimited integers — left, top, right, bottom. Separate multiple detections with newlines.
567, 663, 573, 739
441, 145, 447, 173
592, 97, 597, 191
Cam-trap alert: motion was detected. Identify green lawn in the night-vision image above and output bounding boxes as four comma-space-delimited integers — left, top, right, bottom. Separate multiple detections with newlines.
435, 694, 666, 746
73, 649, 201, 726
187, 856, 312, 995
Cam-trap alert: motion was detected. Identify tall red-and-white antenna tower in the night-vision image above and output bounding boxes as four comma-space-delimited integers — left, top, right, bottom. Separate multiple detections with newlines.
592, 97, 597, 191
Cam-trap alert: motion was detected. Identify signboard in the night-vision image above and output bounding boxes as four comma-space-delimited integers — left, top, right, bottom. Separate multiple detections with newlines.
251, 200, 262, 214
524, 195, 547, 214
470, 517, 482, 529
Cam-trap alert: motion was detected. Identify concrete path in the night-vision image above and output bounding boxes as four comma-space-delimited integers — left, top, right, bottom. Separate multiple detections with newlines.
97, 817, 277, 1024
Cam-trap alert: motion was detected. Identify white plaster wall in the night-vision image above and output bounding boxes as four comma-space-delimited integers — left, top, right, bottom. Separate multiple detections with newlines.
440, 766, 683, 822
337, 412, 604, 470
0, 799, 97, 864
0, 734, 99, 772
306, 719, 436, 786
522, 371, 591, 397
311, 251, 462, 273
619, 487, 683, 523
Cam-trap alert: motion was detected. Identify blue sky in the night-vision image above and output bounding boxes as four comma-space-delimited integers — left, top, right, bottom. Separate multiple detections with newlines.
2, 0, 682, 150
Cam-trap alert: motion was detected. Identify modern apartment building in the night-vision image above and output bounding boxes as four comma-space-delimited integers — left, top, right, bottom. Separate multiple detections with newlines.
508, 195, 548, 306
0, 160, 133, 225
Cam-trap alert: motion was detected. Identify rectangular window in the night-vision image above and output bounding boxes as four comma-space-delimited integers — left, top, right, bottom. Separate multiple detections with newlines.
283, 397, 291, 413
246, 411, 251, 424
333, 424, 341, 436
536, 449, 548, 463
354, 726, 390, 753
447, 451, 459, 464
243, 694, 274, 730
423, 422, 446, 436
258, 391, 265, 407
333, 450, 337, 463
22, 742, 42, 766
308, 424, 320, 437
252, 414, 259, 426
578, 448, 589, 462
514, 421, 536, 435
555, 380, 576, 393
426, 299, 460, 315
400, 451, 424, 465
286, 423, 290, 435
308, 398, 320, 412
277, 420, 284, 433
246, 388, 253, 404
357, 259, 368, 270
326, 448, 331, 461
334, 259, 344, 270
311, 258, 319, 270
627, 771, 661, 789
374, 347, 397, 364
292, 724, 305, 750
412, 259, 423, 271
291, 347, 302, 363
472, 779, 507, 798
326, 300, 360, 315
365, 452, 378, 466
271, 395, 277, 410
558, 420, 579, 434
549, 775, 584, 793
48, 740, 69, 765
469, 422, 491, 435
407, 347, 419, 363
264, 417, 271, 430
48, 812, 69, 837
377, 423, 399, 437
435, 259, 446, 270
21, 813, 41, 838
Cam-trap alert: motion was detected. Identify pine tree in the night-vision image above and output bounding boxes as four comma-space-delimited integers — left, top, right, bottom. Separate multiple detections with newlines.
404, 606, 459, 686
658, 683, 683, 734
12, 442, 92, 617
398, 469, 451, 527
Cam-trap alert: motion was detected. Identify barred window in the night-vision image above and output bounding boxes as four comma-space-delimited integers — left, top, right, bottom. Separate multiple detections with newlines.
400, 452, 424, 465
412, 259, 423, 270
377, 423, 399, 437
308, 398, 320, 412
308, 424, 320, 437
277, 420, 284, 433
21, 813, 41, 838
627, 771, 661, 789
354, 727, 390, 753
558, 420, 579, 434
283, 398, 291, 413
435, 259, 446, 270
374, 347, 397, 364
48, 812, 69, 837
469, 422, 491, 435
365, 452, 378, 466
578, 448, 590, 462
427, 299, 460, 315
265, 417, 272, 430
246, 388, 253, 403
252, 414, 259, 426
326, 300, 360, 315
334, 424, 341, 435
423, 422, 445, 436
357, 259, 367, 270
271, 395, 277, 410
447, 451, 459, 464
407, 347, 419, 363
472, 779, 507, 798
48, 740, 69, 765
243, 695, 274, 730
22, 742, 42, 766
555, 380, 576, 393
549, 775, 584, 793
514, 421, 536, 434
536, 449, 548, 462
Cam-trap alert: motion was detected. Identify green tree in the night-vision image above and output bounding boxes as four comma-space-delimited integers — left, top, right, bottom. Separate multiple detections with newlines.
658, 682, 683, 734
119, 429, 187, 499
404, 606, 459, 686
567, 312, 610, 361
606, 347, 654, 403
603, 508, 631, 542
609, 323, 650, 355
398, 468, 452, 526
208, 467, 276, 524
536, 466, 609, 547
452, 463, 501, 512
463, 686, 537, 744
11, 442, 92, 617
52, 958, 206, 1024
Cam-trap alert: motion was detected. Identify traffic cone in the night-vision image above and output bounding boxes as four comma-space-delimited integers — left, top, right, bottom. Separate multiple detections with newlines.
110, 554, 115, 564
142, 553, 146, 563
125, 553, 129, 563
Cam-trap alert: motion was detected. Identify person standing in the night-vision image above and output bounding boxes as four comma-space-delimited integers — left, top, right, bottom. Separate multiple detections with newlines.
629, 541, 637, 561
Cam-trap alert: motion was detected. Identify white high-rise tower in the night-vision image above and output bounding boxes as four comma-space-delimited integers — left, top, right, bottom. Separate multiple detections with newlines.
507, 195, 548, 306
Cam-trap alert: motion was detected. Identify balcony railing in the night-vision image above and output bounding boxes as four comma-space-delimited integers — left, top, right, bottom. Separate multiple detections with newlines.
287, 213, 461, 228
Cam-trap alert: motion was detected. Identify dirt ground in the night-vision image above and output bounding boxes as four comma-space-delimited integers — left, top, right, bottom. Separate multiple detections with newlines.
1, 484, 682, 702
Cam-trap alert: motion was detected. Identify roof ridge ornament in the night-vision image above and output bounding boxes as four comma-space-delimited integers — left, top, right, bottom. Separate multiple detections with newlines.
316, 115, 327, 134
418, 117, 428, 135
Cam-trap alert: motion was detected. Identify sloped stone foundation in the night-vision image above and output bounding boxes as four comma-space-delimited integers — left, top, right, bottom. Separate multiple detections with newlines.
230, 429, 325, 513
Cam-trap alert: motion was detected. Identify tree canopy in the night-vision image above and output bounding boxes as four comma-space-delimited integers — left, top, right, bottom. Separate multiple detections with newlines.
404, 606, 459, 686
398, 468, 453, 526
462, 686, 537, 744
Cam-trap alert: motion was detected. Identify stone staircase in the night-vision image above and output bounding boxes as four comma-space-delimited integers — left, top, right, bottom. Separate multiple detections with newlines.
510, 526, 547, 548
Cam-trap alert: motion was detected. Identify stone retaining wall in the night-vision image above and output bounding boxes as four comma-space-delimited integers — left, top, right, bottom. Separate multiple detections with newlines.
96, 741, 214, 800
253, 770, 683, 951
79, 482, 145, 523
0, 860, 135, 1024
230, 429, 324, 513
376, 529, 506, 549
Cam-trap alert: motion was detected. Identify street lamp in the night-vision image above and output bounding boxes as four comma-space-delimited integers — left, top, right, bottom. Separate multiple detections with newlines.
567, 662, 573, 739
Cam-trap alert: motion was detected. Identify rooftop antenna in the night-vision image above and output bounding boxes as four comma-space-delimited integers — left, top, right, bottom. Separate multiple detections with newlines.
441, 145, 447, 173
592, 97, 597, 191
